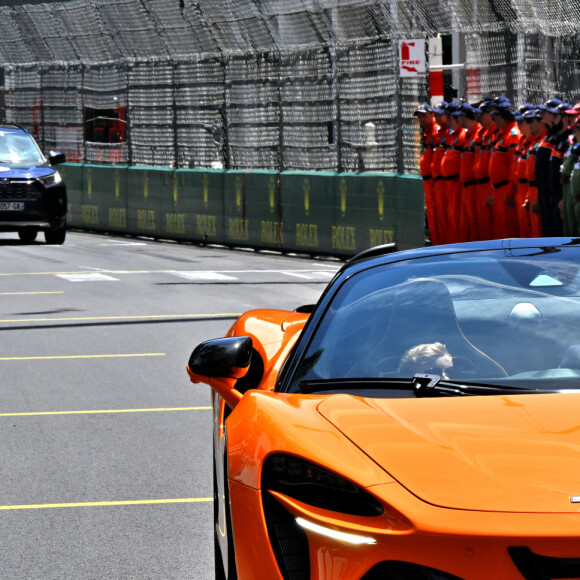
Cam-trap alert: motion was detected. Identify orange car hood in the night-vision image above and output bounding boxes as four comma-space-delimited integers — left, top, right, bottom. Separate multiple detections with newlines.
317, 392, 580, 513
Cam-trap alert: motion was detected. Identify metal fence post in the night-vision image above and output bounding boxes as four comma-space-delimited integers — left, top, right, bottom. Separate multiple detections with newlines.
329, 45, 341, 173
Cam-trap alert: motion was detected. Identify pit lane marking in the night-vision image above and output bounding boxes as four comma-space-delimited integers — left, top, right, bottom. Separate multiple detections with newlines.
0, 406, 211, 416
171, 271, 237, 281
97, 242, 148, 247
0, 498, 213, 511
56, 273, 119, 282
283, 271, 336, 280
0, 353, 165, 361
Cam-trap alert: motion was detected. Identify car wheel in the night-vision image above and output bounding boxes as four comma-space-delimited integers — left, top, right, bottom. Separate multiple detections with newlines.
214, 529, 227, 580
44, 223, 66, 245
18, 228, 38, 243
214, 459, 227, 580
214, 439, 237, 580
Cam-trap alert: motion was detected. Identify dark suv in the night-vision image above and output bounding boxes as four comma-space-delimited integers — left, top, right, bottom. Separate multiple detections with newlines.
0, 124, 67, 244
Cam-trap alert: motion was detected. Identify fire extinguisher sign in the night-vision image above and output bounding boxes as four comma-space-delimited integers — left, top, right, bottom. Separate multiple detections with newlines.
399, 39, 426, 77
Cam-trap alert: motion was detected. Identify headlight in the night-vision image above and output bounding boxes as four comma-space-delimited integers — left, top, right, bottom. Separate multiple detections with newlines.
262, 453, 383, 516
37, 171, 62, 187
295, 517, 377, 544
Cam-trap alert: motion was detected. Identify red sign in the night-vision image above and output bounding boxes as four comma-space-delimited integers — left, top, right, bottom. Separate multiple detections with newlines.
399, 39, 426, 77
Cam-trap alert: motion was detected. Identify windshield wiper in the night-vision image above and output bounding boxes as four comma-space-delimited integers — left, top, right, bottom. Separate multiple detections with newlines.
298, 374, 552, 397
412, 374, 553, 397
299, 376, 417, 394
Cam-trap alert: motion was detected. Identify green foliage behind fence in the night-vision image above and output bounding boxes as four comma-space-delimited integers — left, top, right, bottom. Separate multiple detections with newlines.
60, 164, 425, 257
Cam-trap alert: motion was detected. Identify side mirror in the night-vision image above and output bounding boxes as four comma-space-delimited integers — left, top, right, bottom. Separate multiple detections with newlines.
187, 336, 252, 409
48, 151, 66, 166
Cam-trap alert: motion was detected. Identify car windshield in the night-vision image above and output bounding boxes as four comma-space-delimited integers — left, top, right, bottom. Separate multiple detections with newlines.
289, 246, 580, 394
0, 132, 45, 165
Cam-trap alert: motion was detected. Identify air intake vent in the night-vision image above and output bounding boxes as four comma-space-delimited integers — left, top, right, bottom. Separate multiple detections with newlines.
262, 493, 310, 580
508, 546, 580, 580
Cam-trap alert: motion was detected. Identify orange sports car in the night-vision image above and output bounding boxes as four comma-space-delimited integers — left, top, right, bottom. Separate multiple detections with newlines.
187, 239, 580, 580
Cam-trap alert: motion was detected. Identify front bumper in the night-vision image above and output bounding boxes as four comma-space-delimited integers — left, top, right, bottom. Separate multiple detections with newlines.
229, 480, 580, 580
0, 180, 67, 231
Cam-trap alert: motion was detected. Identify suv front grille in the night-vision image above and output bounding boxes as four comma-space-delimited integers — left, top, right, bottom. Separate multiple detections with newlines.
0, 179, 41, 200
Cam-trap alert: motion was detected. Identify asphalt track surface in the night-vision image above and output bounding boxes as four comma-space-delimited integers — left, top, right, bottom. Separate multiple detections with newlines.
0, 230, 341, 579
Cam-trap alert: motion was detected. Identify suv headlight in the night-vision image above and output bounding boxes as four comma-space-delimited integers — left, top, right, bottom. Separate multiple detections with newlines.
37, 171, 62, 187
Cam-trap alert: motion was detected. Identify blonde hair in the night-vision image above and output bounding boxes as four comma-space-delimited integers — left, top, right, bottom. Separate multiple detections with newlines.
398, 342, 450, 374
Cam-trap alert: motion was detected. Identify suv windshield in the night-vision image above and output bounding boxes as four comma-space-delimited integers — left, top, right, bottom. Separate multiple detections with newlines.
288, 246, 580, 394
0, 132, 45, 165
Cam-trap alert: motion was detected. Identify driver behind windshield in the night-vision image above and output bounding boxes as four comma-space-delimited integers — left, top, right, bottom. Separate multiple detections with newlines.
399, 342, 454, 379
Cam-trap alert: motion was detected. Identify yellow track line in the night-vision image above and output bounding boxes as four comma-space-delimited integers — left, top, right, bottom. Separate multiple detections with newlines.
0, 313, 240, 323
0, 498, 213, 510
0, 353, 165, 361
0, 291, 64, 295
0, 407, 211, 417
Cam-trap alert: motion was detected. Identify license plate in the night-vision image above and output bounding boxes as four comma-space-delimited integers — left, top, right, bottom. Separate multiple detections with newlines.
0, 202, 24, 211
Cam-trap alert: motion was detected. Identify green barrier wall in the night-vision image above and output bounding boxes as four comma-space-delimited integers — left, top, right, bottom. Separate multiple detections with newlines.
187, 170, 226, 242
63, 164, 425, 257
223, 170, 284, 250
282, 172, 336, 254
59, 164, 83, 227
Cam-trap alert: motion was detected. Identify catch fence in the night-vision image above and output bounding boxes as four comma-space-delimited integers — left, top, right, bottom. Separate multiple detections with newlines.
0, 0, 580, 174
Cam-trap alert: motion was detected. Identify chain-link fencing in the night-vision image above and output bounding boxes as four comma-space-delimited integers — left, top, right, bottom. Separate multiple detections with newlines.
1, 0, 580, 174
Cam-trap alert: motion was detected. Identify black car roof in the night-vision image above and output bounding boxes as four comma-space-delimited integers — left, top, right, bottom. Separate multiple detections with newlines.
342, 237, 580, 276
